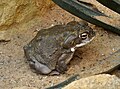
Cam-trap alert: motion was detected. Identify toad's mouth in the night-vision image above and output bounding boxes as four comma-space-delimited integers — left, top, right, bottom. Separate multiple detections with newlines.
70, 37, 95, 52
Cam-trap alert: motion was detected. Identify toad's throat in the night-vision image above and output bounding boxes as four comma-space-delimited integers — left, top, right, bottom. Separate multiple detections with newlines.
70, 37, 95, 52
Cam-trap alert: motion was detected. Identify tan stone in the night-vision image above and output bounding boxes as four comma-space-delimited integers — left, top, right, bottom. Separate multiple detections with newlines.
0, 30, 11, 41
0, 0, 54, 30
63, 74, 120, 89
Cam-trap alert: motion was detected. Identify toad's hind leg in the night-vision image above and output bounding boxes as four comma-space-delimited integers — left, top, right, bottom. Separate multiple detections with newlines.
29, 58, 52, 75
24, 46, 52, 75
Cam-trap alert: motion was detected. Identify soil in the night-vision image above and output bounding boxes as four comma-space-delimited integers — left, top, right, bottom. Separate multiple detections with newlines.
0, 0, 120, 89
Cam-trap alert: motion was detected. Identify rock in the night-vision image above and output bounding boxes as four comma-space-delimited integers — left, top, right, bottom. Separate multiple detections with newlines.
0, 0, 54, 30
12, 86, 38, 89
0, 30, 11, 42
62, 74, 120, 89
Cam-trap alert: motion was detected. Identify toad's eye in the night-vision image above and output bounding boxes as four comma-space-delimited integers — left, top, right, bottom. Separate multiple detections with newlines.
81, 33, 88, 40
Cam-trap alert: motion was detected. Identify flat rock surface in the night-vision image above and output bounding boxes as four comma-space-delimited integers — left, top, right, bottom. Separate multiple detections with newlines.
0, 0, 120, 89
63, 74, 120, 89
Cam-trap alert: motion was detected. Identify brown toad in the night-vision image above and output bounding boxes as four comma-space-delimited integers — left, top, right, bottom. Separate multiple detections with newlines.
23, 21, 95, 75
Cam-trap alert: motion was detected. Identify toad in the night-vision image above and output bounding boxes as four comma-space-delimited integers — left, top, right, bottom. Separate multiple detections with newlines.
23, 21, 95, 75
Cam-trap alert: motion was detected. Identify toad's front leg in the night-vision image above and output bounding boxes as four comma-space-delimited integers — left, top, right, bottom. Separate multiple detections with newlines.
56, 52, 74, 73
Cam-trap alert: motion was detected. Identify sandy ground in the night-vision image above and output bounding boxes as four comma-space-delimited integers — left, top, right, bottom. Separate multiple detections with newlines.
0, 0, 120, 89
